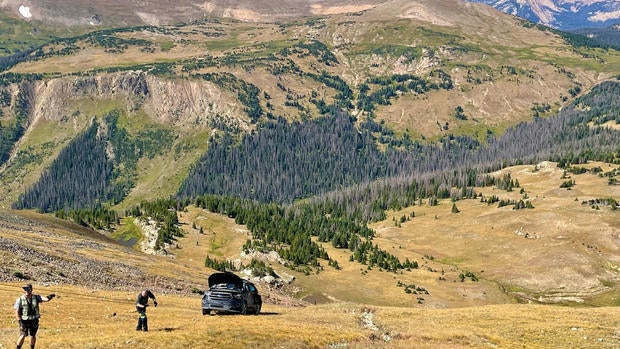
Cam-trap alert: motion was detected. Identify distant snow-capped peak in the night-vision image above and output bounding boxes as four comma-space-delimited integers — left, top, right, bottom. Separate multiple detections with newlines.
467, 0, 620, 30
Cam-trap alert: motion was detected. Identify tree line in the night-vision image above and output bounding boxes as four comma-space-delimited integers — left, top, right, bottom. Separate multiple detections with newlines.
14, 110, 174, 212
0, 78, 36, 167
178, 80, 620, 222
191, 194, 416, 274
126, 198, 184, 251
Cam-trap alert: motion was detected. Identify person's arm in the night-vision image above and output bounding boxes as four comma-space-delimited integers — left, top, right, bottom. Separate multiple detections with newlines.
14, 298, 23, 327
13, 298, 22, 320
148, 291, 158, 306
40, 294, 55, 302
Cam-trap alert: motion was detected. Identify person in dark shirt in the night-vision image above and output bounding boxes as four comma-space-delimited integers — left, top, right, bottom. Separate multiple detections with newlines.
135, 289, 157, 331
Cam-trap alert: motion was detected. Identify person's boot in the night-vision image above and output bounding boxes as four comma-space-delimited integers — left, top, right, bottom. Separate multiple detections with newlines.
143, 316, 148, 332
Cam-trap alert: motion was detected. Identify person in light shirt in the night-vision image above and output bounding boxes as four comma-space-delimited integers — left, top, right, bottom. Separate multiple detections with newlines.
14, 283, 55, 349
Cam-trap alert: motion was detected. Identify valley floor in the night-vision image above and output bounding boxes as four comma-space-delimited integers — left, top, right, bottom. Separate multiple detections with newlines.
0, 283, 618, 349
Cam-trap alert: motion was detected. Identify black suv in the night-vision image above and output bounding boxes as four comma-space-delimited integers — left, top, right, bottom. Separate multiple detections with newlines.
201, 272, 262, 315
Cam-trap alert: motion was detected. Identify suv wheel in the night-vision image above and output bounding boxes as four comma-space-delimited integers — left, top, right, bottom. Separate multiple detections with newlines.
254, 303, 261, 315
241, 301, 248, 315
202, 309, 210, 315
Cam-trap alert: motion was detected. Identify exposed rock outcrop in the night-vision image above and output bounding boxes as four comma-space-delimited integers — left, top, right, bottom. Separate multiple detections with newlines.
31, 71, 248, 130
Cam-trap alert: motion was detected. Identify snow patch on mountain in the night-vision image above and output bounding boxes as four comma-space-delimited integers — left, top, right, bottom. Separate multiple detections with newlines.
18, 4, 31, 18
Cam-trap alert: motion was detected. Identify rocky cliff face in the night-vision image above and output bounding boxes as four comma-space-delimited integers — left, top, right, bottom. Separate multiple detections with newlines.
31, 71, 247, 130
467, 0, 620, 30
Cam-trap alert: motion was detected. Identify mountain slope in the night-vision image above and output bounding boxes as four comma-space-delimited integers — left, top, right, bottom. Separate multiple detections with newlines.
0, 210, 209, 291
0, 0, 619, 209
0, 0, 389, 26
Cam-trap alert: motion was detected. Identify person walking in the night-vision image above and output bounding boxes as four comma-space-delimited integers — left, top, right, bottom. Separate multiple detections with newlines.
14, 283, 55, 349
135, 289, 157, 331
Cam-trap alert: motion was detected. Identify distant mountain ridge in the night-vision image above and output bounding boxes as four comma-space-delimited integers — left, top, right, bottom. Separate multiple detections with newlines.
467, 0, 620, 30
0, 0, 389, 26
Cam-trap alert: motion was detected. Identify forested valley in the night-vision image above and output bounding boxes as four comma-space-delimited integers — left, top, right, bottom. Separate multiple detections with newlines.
179, 80, 620, 209
8, 79, 620, 273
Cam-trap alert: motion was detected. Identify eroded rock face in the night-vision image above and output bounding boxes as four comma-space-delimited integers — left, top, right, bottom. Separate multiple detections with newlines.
30, 71, 247, 130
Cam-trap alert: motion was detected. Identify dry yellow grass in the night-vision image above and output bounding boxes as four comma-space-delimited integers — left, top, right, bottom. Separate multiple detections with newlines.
0, 284, 618, 348
175, 208, 251, 266
12, 45, 209, 75
369, 161, 620, 306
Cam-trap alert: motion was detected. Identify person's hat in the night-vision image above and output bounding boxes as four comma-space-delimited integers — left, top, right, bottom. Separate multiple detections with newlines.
22, 283, 33, 291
